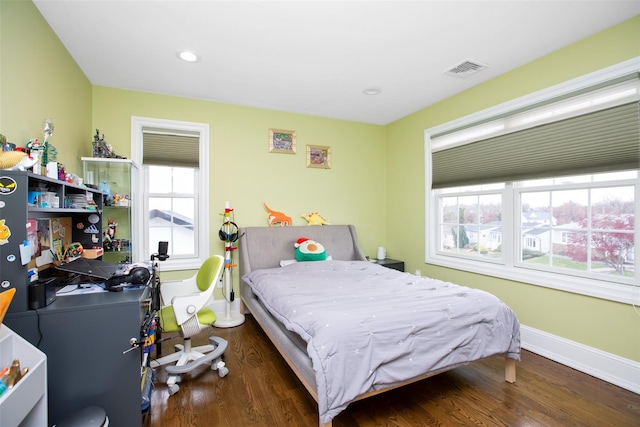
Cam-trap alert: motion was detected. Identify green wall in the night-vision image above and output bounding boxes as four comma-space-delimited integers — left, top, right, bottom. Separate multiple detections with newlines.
91, 86, 387, 261
0, 0, 92, 171
385, 15, 640, 362
1, 1, 638, 364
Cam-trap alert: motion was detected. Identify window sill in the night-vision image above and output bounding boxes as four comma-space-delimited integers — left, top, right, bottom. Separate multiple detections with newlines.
425, 254, 639, 305
156, 257, 206, 272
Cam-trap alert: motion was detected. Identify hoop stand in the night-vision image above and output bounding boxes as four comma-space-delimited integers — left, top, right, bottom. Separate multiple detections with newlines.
215, 201, 245, 328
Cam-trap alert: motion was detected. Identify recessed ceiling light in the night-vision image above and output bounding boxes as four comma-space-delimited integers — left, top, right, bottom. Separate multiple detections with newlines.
178, 50, 199, 63
363, 87, 382, 95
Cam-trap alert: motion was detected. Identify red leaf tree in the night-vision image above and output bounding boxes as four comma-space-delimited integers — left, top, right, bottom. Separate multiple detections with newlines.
565, 214, 634, 274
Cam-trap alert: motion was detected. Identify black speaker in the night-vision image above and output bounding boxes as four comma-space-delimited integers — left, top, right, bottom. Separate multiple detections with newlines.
29, 277, 58, 309
218, 221, 239, 242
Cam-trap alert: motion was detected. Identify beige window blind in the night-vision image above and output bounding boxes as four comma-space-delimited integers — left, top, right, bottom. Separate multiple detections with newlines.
142, 128, 200, 168
432, 101, 640, 189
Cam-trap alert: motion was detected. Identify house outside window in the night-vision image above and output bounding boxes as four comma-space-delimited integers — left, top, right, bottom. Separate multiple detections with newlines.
435, 172, 636, 289
426, 61, 639, 305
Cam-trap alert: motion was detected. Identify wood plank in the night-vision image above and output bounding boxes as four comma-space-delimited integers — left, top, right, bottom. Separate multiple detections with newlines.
147, 314, 640, 427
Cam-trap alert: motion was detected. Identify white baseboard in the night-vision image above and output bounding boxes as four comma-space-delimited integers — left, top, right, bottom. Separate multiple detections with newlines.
521, 325, 640, 395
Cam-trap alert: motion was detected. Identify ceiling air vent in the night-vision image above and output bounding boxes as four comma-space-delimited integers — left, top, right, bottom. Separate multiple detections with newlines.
445, 60, 489, 78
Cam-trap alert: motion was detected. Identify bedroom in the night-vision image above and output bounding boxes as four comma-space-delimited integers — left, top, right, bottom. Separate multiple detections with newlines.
0, 1, 638, 425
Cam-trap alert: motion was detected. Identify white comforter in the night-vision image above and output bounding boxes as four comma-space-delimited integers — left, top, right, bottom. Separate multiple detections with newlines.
243, 260, 521, 424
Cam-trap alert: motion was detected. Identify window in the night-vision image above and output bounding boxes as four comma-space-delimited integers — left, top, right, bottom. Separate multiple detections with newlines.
146, 166, 198, 257
438, 185, 503, 260
433, 172, 637, 293
426, 59, 640, 305
518, 174, 635, 281
131, 117, 210, 270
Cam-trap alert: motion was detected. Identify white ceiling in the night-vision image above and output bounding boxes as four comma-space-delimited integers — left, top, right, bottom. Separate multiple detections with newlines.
33, 1, 640, 125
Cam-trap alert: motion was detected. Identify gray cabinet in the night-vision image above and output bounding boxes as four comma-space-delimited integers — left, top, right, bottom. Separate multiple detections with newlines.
36, 289, 149, 427
0, 171, 103, 313
0, 170, 148, 426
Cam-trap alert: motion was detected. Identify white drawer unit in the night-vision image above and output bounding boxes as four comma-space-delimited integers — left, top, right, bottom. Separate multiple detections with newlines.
0, 325, 47, 427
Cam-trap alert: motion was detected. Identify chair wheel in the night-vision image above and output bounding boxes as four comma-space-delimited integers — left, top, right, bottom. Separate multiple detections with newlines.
168, 384, 180, 396
218, 367, 229, 377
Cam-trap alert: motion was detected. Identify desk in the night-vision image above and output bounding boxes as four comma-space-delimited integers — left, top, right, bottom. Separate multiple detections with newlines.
7, 287, 150, 427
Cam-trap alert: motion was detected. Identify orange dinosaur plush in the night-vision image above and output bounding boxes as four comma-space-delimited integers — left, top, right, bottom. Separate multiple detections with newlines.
264, 203, 292, 226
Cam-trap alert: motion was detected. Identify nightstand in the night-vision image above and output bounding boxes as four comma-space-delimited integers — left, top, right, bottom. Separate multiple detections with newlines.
372, 258, 405, 272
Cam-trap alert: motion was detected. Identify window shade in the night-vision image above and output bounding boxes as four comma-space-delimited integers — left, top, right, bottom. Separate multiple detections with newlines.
431, 101, 640, 189
142, 129, 200, 167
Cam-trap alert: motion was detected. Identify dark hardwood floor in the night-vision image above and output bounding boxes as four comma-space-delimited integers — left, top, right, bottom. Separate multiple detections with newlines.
146, 314, 640, 426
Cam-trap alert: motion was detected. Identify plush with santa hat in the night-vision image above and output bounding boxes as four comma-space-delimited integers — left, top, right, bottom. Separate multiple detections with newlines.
294, 237, 327, 262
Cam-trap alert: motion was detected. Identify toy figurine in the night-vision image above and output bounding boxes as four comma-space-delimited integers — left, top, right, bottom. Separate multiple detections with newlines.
104, 219, 117, 242
0, 151, 38, 171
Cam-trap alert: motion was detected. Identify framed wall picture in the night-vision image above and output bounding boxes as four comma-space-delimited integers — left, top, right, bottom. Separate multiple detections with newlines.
306, 145, 331, 169
269, 129, 296, 153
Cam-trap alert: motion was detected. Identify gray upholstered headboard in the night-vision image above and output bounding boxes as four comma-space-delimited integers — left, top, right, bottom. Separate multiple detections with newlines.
238, 225, 366, 277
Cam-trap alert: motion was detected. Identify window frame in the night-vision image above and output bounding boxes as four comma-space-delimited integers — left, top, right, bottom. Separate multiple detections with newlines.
425, 58, 640, 305
131, 116, 210, 270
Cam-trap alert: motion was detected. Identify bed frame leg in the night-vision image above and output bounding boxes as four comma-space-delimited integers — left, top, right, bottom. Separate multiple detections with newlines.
505, 357, 516, 383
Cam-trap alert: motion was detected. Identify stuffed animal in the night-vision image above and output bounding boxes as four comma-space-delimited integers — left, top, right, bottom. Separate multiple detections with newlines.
264, 203, 292, 226
301, 211, 331, 226
294, 237, 327, 261
0, 151, 38, 171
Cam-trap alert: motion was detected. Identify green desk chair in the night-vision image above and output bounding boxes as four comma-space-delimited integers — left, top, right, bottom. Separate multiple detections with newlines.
150, 255, 229, 396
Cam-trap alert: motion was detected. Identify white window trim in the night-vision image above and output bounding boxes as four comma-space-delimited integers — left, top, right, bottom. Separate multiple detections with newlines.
424, 57, 640, 305
131, 116, 210, 271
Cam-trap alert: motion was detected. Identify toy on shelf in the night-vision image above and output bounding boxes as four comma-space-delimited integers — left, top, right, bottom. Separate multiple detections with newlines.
112, 194, 131, 207
301, 211, 331, 226
92, 129, 126, 159
64, 242, 84, 261
0, 151, 38, 171
0, 134, 15, 152
26, 138, 44, 171
99, 180, 113, 205
264, 203, 292, 226
103, 219, 118, 251
41, 118, 58, 167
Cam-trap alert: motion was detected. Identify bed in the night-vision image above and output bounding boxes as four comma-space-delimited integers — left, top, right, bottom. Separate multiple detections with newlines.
239, 225, 520, 427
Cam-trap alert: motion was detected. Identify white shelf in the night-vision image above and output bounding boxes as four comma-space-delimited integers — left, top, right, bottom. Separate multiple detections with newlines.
0, 325, 47, 427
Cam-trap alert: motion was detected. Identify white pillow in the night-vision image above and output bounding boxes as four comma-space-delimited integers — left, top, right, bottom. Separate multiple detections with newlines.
280, 255, 332, 267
